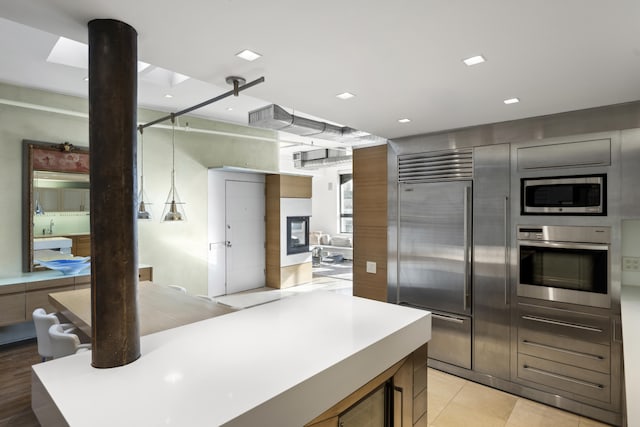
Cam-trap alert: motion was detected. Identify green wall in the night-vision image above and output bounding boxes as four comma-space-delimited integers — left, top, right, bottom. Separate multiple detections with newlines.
0, 82, 278, 294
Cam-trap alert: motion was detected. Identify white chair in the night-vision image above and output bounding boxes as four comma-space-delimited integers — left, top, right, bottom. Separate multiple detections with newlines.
32, 308, 77, 362
168, 285, 187, 294
48, 324, 91, 359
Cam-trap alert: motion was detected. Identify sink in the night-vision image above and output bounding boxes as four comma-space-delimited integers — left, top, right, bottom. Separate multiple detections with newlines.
33, 237, 72, 251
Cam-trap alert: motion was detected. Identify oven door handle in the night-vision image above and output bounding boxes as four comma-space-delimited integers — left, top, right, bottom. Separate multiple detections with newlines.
518, 240, 609, 251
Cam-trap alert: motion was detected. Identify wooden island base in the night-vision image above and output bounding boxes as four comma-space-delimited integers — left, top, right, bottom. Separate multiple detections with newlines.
306, 344, 428, 427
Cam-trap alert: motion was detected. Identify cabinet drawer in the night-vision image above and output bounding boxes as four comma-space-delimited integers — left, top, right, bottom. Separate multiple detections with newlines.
26, 284, 76, 319
428, 313, 471, 369
518, 354, 610, 403
518, 328, 610, 374
518, 303, 610, 345
0, 292, 26, 326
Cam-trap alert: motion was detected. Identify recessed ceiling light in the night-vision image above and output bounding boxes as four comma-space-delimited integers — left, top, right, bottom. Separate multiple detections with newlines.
236, 49, 261, 61
226, 107, 234, 111
398, 118, 411, 123
336, 92, 355, 100
463, 55, 486, 66
504, 97, 520, 105
164, 94, 173, 99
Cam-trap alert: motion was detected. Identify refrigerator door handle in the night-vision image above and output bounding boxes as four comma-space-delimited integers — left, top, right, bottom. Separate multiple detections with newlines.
504, 195, 510, 306
432, 313, 466, 324
463, 185, 471, 312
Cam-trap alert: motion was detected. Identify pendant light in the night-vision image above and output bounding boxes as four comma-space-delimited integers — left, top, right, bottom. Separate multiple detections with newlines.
161, 114, 186, 222
136, 127, 152, 220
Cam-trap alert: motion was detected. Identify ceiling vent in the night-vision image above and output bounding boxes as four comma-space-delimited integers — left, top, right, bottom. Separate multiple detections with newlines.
293, 148, 352, 169
249, 104, 386, 145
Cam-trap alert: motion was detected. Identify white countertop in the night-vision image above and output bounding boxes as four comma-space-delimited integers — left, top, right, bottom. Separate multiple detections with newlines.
32, 291, 431, 427
0, 264, 152, 286
621, 285, 640, 427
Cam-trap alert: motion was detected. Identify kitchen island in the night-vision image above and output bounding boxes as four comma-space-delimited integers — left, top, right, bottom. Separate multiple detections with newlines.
32, 291, 431, 426
621, 285, 640, 427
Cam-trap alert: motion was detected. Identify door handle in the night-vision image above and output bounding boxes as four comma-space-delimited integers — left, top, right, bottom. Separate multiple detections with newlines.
432, 313, 466, 324
504, 196, 510, 306
463, 185, 471, 312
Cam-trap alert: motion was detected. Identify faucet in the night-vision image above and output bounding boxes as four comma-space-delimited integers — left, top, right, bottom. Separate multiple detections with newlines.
48, 219, 54, 235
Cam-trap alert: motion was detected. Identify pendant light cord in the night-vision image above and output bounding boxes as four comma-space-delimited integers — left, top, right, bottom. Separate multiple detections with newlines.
139, 128, 145, 196
171, 114, 176, 200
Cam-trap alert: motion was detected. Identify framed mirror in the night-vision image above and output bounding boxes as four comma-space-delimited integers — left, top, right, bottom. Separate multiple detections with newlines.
22, 140, 90, 272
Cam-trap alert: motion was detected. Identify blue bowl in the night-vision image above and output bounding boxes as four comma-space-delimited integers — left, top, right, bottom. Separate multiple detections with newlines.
36, 257, 91, 275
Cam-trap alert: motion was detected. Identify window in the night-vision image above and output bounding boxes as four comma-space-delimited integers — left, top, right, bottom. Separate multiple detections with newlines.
339, 173, 353, 233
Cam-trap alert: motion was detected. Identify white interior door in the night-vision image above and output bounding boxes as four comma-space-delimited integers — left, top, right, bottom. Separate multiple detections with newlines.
225, 180, 265, 294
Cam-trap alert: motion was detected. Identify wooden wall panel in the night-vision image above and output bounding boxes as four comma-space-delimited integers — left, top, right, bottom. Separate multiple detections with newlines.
265, 174, 312, 288
266, 175, 281, 288
353, 145, 388, 302
280, 175, 312, 198
279, 262, 312, 289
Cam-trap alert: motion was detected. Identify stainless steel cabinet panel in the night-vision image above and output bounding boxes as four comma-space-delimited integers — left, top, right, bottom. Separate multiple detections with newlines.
472, 144, 511, 379
517, 138, 611, 170
518, 354, 611, 403
428, 312, 472, 369
518, 328, 610, 374
398, 180, 472, 315
518, 303, 610, 345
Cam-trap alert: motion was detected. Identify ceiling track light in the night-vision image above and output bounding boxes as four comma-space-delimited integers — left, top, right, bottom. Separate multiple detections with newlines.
138, 76, 264, 132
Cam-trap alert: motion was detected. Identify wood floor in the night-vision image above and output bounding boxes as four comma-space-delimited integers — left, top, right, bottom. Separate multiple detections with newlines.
0, 339, 40, 427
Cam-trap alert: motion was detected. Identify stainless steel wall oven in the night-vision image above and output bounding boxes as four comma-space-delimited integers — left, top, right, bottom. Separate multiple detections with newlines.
517, 225, 610, 308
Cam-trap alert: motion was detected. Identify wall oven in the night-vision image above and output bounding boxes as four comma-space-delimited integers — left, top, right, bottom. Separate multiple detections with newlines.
517, 225, 610, 308
521, 174, 606, 215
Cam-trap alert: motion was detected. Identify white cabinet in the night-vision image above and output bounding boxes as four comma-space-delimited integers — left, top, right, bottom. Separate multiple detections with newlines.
62, 189, 89, 212
36, 188, 59, 213
34, 188, 90, 212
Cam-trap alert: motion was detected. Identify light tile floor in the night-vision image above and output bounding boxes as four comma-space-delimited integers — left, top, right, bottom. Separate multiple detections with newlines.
427, 368, 613, 427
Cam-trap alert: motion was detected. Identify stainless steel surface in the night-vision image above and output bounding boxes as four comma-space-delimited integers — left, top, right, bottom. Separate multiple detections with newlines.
517, 225, 611, 309
398, 149, 472, 183
504, 196, 510, 306
429, 311, 472, 370
463, 185, 470, 312
521, 175, 605, 214
388, 101, 640, 156
248, 103, 386, 144
516, 138, 611, 170
518, 354, 611, 403
516, 224, 611, 244
388, 119, 629, 426
521, 315, 604, 333
517, 302, 611, 345
397, 180, 472, 315
514, 300, 621, 414
472, 144, 511, 380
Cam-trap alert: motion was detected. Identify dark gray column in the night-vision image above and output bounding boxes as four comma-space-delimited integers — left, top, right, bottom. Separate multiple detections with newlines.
88, 19, 140, 368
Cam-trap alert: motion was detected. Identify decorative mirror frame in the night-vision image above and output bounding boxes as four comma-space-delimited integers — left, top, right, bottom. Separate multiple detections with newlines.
22, 140, 90, 272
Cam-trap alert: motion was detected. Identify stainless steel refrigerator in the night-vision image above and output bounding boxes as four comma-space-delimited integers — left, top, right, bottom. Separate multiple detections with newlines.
398, 180, 473, 369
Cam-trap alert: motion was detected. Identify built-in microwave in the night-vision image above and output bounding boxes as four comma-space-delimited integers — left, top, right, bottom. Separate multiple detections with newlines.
521, 174, 606, 215
517, 225, 610, 308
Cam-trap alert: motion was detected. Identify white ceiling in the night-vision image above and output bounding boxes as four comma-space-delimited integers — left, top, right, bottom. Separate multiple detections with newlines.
1, 0, 640, 148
